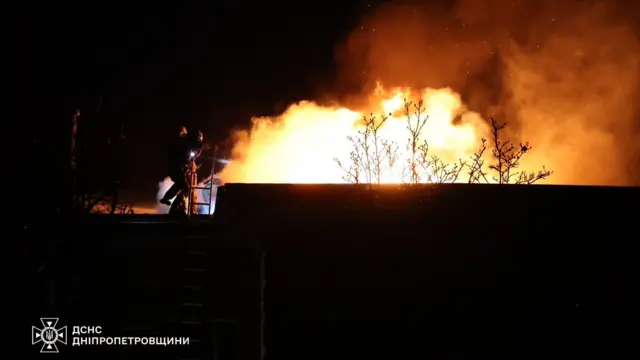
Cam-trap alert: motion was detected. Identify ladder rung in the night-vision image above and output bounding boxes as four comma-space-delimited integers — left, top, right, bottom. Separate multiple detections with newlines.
192, 203, 210, 206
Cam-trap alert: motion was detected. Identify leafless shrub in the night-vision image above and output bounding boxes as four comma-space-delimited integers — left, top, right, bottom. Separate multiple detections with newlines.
337, 103, 553, 185
335, 113, 400, 184
469, 118, 553, 184
90, 198, 135, 214
403, 100, 426, 183
467, 138, 490, 184
416, 140, 466, 183
335, 137, 363, 183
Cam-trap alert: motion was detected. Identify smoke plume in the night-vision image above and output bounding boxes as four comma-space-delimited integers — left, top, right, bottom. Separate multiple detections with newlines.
334, 0, 640, 185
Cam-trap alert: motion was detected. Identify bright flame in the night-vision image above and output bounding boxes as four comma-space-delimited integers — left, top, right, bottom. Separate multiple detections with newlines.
221, 85, 493, 184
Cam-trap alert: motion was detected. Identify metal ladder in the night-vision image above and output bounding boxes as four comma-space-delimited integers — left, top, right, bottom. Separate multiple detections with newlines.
177, 236, 241, 360
187, 145, 219, 216
176, 236, 209, 360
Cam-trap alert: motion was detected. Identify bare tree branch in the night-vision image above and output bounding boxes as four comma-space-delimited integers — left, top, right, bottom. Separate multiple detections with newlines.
335, 113, 398, 184
336, 105, 553, 185
469, 118, 553, 184
334, 136, 363, 183
404, 99, 428, 184
468, 138, 490, 184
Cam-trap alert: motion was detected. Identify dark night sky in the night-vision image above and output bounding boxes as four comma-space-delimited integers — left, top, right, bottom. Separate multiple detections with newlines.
22, 1, 377, 206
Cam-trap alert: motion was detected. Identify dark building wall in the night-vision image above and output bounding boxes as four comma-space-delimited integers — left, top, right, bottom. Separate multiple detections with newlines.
32, 220, 262, 360
29, 184, 639, 359
215, 184, 639, 359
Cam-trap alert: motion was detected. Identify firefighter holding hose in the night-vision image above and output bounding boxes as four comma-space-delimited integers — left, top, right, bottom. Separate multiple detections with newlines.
159, 128, 204, 207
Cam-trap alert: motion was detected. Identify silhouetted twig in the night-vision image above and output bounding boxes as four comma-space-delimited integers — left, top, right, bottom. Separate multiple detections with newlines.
337, 104, 553, 185
469, 118, 553, 184
335, 113, 399, 184
404, 99, 428, 184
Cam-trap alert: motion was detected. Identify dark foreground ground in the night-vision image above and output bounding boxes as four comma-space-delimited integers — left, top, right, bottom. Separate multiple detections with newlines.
23, 184, 639, 359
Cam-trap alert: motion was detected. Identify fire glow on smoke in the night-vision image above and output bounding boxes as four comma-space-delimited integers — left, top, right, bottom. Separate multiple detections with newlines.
218, 0, 640, 186
157, 0, 640, 209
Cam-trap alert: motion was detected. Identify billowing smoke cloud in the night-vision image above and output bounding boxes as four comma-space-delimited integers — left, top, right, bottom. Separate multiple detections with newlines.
334, 0, 640, 185
155, 177, 173, 214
